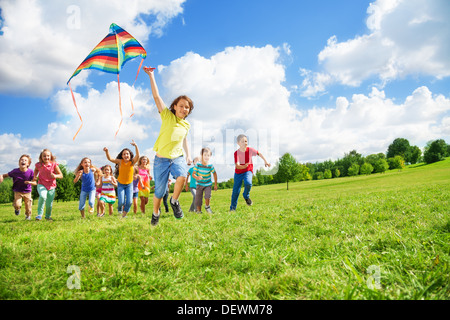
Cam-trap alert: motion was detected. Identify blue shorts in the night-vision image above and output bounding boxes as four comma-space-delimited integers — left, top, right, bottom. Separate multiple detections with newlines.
153, 155, 187, 199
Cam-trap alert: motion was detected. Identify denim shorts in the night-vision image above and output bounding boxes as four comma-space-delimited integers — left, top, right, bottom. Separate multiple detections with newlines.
153, 155, 187, 199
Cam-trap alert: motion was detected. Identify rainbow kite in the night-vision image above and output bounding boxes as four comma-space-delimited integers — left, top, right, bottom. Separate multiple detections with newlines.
67, 23, 147, 140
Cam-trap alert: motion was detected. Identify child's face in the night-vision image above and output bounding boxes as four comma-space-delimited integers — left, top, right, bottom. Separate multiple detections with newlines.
41, 151, 52, 163
82, 158, 91, 169
238, 137, 248, 149
122, 150, 131, 161
103, 167, 111, 175
141, 158, 148, 165
174, 99, 191, 119
19, 156, 30, 169
202, 152, 211, 163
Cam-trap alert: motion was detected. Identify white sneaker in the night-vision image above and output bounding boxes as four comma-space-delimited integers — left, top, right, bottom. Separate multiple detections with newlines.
205, 206, 213, 214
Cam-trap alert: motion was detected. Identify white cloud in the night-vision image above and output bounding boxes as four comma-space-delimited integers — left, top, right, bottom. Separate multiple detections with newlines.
300, 0, 450, 97
0, 0, 186, 96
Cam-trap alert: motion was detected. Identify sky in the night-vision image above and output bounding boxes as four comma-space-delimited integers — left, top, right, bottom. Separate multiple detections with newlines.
0, 0, 449, 181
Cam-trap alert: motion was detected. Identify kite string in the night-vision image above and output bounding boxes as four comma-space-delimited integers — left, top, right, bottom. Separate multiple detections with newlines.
68, 81, 83, 141
115, 74, 123, 138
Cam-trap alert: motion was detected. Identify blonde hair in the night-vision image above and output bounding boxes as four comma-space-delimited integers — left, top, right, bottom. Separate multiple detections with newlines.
38, 149, 56, 163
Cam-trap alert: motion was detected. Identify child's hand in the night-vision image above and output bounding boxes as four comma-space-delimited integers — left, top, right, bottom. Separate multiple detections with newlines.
265, 162, 271, 168
103, 147, 108, 153
186, 157, 192, 166
0, 175, 3, 183
130, 140, 137, 147
214, 184, 218, 191
143, 66, 156, 75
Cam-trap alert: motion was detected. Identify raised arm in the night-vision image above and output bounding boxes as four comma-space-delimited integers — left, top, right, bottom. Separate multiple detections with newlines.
258, 152, 271, 167
144, 67, 165, 113
130, 140, 140, 165
103, 147, 120, 165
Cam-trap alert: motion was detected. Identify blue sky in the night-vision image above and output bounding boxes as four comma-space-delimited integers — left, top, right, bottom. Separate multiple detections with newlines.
0, 0, 449, 180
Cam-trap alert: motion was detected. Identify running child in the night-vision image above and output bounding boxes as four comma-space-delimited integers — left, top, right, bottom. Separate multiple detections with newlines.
185, 156, 200, 212
137, 156, 152, 214
230, 134, 270, 211
143, 66, 193, 226
103, 140, 140, 218
192, 148, 217, 213
32, 149, 63, 221
0, 154, 35, 220
73, 157, 101, 218
96, 165, 117, 217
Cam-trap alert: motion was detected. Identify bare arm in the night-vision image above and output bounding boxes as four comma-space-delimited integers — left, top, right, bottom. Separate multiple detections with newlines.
52, 165, 64, 179
103, 147, 120, 165
258, 152, 271, 167
183, 136, 192, 165
131, 140, 140, 165
213, 171, 218, 191
144, 67, 165, 113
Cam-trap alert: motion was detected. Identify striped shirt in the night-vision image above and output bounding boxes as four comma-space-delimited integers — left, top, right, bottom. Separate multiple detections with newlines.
100, 176, 116, 201
193, 162, 216, 187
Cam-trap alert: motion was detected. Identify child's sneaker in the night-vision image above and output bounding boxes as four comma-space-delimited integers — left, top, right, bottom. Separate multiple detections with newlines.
170, 197, 184, 219
205, 206, 213, 214
14, 209, 20, 216
151, 213, 160, 226
35, 215, 42, 221
245, 198, 253, 206
25, 216, 31, 221
45, 217, 53, 222
89, 207, 94, 214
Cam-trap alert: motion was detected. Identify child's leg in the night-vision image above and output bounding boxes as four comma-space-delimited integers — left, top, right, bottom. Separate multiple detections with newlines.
13, 192, 23, 213
122, 183, 133, 216
153, 155, 170, 216
163, 190, 169, 212
133, 192, 138, 213
44, 188, 56, 219
204, 186, 212, 207
99, 200, 105, 215
79, 190, 88, 216
189, 187, 197, 212
153, 195, 162, 214
88, 189, 96, 212
195, 186, 204, 212
172, 176, 186, 201
108, 203, 114, 215
117, 183, 125, 214
23, 193, 33, 217
242, 171, 253, 200
230, 173, 245, 210
37, 184, 48, 218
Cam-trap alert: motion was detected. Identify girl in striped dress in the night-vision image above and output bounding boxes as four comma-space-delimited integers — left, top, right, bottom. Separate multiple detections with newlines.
96, 165, 117, 217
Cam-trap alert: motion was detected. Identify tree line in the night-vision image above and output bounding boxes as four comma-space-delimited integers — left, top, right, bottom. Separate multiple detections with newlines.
0, 138, 448, 203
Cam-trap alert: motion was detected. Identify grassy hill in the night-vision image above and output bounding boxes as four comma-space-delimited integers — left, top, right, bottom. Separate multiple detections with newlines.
0, 159, 449, 300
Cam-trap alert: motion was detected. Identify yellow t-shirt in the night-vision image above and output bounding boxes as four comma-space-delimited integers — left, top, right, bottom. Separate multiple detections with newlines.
153, 108, 190, 159
117, 160, 134, 185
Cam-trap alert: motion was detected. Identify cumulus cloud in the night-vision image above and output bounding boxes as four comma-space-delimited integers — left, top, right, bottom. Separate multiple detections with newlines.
157, 46, 450, 179
0, 0, 186, 96
300, 0, 450, 97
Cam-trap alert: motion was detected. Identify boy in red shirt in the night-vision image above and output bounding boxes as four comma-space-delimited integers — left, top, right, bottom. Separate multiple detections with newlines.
230, 134, 270, 211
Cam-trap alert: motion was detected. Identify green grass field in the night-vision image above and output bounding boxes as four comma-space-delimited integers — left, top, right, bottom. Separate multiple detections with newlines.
0, 159, 449, 300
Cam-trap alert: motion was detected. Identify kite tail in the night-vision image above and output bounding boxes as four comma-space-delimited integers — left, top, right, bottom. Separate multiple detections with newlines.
129, 57, 145, 118
68, 81, 83, 141
115, 74, 123, 138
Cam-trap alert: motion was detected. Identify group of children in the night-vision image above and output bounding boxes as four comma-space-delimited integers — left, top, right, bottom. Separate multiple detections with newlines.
0, 66, 271, 225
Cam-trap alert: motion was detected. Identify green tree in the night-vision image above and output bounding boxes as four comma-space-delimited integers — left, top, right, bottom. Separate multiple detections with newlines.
347, 163, 360, 176
341, 150, 363, 176
387, 138, 410, 159
276, 153, 301, 190
388, 155, 405, 170
55, 165, 77, 202
324, 169, 332, 179
333, 168, 341, 178
373, 159, 389, 173
0, 177, 14, 204
423, 139, 447, 164
360, 162, 374, 175
405, 145, 422, 164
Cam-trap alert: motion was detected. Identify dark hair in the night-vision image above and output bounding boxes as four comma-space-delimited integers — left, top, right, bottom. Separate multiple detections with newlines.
169, 95, 194, 118
201, 147, 212, 155
114, 148, 134, 178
